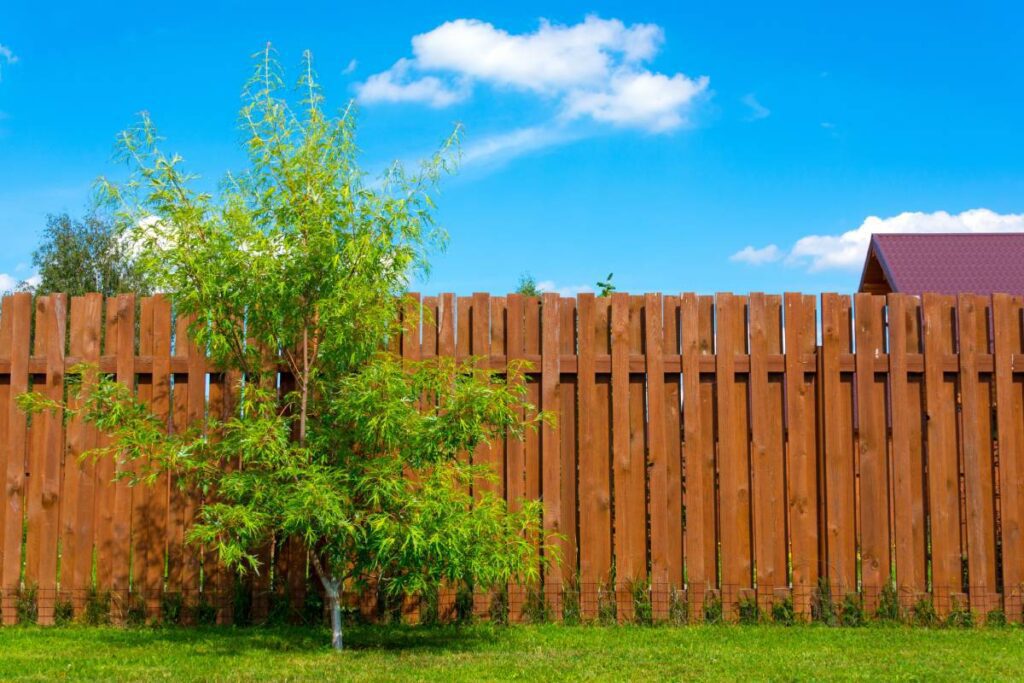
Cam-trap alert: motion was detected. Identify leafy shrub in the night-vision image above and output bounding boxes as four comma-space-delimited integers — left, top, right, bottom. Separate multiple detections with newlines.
194, 594, 217, 626
454, 582, 475, 624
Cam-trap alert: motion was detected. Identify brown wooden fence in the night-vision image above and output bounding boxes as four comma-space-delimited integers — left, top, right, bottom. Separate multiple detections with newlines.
1, 290, 1024, 625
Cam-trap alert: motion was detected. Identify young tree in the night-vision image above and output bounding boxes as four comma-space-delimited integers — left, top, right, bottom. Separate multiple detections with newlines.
30, 212, 149, 295
515, 272, 541, 296
22, 47, 553, 650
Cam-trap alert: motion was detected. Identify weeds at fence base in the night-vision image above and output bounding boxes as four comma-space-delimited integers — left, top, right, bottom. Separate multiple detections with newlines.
561, 580, 581, 625
911, 596, 938, 627
985, 608, 1007, 627
629, 580, 653, 626
523, 586, 551, 624
875, 583, 900, 622
488, 587, 509, 626
811, 578, 838, 626
946, 597, 973, 629
840, 593, 864, 627
668, 587, 689, 625
737, 593, 760, 625
54, 594, 74, 626
160, 592, 184, 626
84, 587, 111, 626
596, 579, 617, 625
771, 596, 795, 625
16, 585, 38, 625
703, 592, 723, 625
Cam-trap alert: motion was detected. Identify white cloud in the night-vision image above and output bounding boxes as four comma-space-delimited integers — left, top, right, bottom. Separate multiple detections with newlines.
357, 16, 708, 133
0, 43, 17, 82
537, 280, 595, 297
342, 58, 358, 75
357, 58, 468, 108
0, 272, 36, 294
462, 124, 579, 166
741, 209, 1024, 272
741, 93, 770, 121
730, 244, 781, 265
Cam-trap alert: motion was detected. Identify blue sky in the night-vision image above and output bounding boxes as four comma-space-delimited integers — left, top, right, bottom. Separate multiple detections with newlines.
2, 1, 1023, 295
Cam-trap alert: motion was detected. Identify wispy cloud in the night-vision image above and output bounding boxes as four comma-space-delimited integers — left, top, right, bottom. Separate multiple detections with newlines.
729, 244, 781, 265
741, 93, 770, 121
462, 124, 581, 166
735, 209, 1024, 272
537, 280, 594, 296
0, 272, 37, 294
357, 16, 708, 134
0, 43, 18, 82
342, 58, 358, 75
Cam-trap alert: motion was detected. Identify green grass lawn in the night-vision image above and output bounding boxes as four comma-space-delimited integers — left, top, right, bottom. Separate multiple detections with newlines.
0, 624, 1021, 681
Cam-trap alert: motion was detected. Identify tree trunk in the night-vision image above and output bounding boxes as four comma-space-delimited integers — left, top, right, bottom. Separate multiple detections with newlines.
323, 577, 343, 651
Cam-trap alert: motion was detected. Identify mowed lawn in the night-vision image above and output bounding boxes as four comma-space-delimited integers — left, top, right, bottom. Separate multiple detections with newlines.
1, 624, 1022, 681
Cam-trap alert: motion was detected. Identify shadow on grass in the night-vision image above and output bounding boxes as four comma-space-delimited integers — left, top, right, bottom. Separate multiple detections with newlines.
26, 623, 505, 656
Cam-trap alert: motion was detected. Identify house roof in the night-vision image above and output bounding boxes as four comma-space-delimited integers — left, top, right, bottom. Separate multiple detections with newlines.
858, 233, 1024, 295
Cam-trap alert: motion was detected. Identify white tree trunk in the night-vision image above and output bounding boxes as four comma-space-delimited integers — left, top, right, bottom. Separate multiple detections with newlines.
323, 577, 343, 651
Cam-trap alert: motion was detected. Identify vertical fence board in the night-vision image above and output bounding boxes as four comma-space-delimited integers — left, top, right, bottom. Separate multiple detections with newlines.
661, 296, 684, 598
541, 293, 563, 614
716, 293, 752, 614
749, 293, 786, 610
611, 293, 634, 619
557, 297, 578, 601
60, 294, 102, 614
784, 293, 818, 615
645, 293, 669, 617
922, 294, 962, 616
957, 294, 998, 617
854, 293, 890, 610
821, 294, 857, 598
993, 294, 1024, 620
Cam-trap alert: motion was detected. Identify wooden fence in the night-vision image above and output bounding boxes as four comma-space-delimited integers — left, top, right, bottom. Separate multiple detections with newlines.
1, 290, 1024, 625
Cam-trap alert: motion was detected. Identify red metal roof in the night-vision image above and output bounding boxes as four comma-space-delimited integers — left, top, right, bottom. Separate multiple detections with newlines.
861, 233, 1024, 295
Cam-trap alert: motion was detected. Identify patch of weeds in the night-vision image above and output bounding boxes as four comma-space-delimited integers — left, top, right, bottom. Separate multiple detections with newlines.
84, 587, 112, 626
454, 582, 475, 624
523, 585, 551, 624
488, 586, 509, 626
562, 579, 581, 626
875, 583, 901, 622
771, 595, 795, 625
232, 577, 254, 627
737, 593, 760, 625
629, 580, 653, 625
126, 592, 147, 627
911, 596, 938, 627
840, 593, 865, 627
597, 580, 617, 625
703, 592, 723, 625
54, 594, 74, 626
945, 597, 974, 629
419, 584, 440, 626
302, 584, 324, 626
985, 608, 1007, 627
16, 585, 38, 625
266, 591, 293, 625
668, 587, 689, 625
193, 594, 217, 626
811, 577, 838, 627
160, 592, 184, 626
